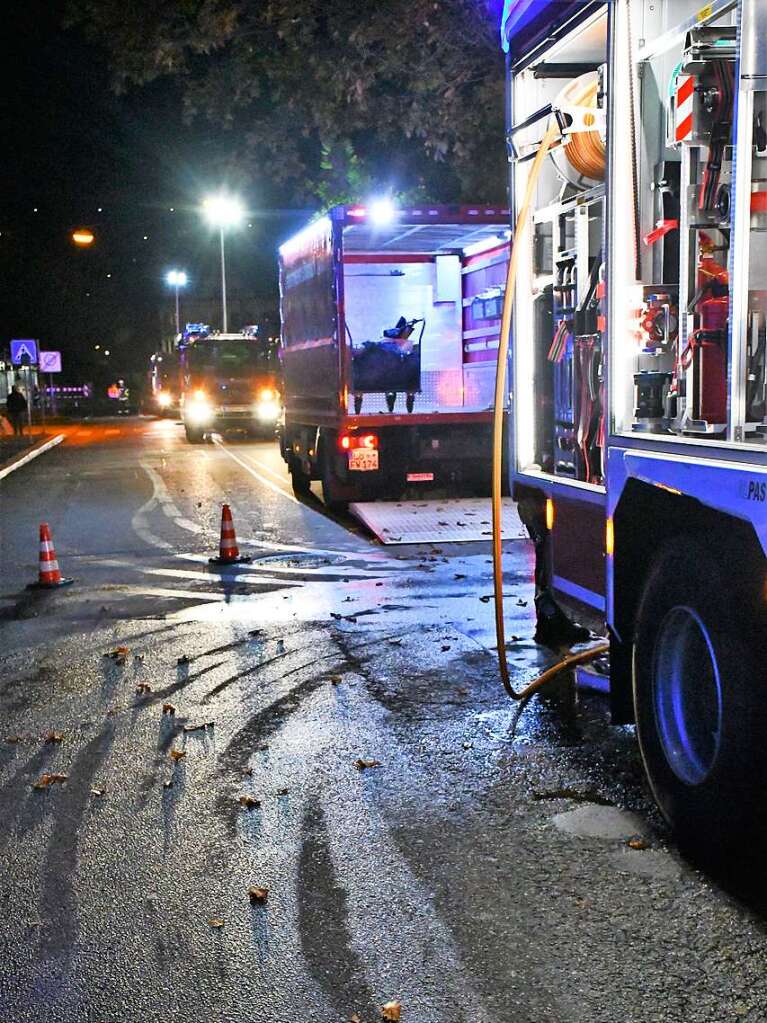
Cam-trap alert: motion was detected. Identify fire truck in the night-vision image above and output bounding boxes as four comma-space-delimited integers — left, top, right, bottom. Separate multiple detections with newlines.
178, 324, 281, 443
502, 0, 767, 850
278, 205, 511, 509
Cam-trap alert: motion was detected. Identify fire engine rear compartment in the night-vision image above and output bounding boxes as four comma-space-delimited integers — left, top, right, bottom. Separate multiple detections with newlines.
340, 215, 510, 419
279, 207, 512, 506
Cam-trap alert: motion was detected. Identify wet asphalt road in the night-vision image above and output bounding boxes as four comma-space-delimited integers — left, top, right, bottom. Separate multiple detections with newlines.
2, 418, 767, 1023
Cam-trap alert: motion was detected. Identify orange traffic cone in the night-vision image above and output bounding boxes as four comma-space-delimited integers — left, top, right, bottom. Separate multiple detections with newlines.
28, 523, 74, 589
209, 504, 252, 565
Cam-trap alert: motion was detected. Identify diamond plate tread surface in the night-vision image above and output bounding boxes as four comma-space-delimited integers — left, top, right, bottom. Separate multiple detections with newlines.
349, 498, 527, 544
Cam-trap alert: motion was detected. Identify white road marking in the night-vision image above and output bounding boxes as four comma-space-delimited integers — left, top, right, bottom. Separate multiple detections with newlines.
212, 437, 300, 505
130, 585, 225, 602
246, 453, 292, 485
0, 433, 65, 481
131, 467, 178, 552
119, 562, 300, 588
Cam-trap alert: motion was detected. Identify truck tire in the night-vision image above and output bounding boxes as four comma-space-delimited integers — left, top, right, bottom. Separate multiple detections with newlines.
185, 424, 205, 443
289, 457, 311, 495
320, 443, 353, 513
633, 537, 767, 858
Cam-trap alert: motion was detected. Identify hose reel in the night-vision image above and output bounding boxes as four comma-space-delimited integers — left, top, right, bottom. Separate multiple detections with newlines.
549, 72, 606, 188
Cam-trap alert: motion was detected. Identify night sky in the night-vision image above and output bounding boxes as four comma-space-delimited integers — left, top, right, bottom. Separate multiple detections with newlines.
1, 0, 307, 389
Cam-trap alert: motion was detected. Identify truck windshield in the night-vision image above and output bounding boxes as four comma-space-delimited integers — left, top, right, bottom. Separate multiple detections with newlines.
189, 341, 276, 378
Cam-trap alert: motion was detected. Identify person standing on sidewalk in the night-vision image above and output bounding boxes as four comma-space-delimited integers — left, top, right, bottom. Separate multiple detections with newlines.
6, 384, 28, 437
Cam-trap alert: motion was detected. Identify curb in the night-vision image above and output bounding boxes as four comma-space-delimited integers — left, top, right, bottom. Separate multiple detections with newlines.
0, 434, 65, 482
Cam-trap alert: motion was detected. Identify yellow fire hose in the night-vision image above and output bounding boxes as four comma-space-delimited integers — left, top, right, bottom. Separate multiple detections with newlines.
491, 119, 609, 699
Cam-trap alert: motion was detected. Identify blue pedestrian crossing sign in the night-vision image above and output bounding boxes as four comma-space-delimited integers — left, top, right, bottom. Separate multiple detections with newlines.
10, 339, 38, 366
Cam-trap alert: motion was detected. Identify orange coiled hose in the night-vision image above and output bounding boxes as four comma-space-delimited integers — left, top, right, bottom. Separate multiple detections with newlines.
564, 78, 605, 181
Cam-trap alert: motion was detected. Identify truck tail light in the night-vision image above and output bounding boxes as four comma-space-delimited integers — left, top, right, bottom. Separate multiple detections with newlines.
338, 432, 378, 451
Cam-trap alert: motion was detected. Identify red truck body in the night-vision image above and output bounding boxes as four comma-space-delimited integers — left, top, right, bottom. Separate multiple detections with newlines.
278, 204, 510, 507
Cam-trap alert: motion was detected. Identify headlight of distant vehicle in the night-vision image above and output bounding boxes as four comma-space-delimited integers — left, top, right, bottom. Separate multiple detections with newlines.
186, 395, 214, 425
156, 391, 172, 408
254, 397, 281, 422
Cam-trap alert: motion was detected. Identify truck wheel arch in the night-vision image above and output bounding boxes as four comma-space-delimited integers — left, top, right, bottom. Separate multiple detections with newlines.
611, 478, 765, 723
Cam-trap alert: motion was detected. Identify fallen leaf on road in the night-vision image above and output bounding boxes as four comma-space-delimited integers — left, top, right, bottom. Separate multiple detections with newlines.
43, 731, 64, 744
169, 749, 186, 762
162, 703, 176, 716
33, 773, 68, 789
238, 795, 261, 809
382, 1001, 401, 1021
183, 721, 214, 732
104, 646, 129, 661
329, 674, 343, 685
208, 918, 225, 928
135, 683, 152, 695
627, 836, 650, 851
248, 886, 268, 903
354, 758, 382, 771
90, 787, 105, 797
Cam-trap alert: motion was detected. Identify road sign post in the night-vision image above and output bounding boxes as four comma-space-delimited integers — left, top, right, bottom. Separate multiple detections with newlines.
38, 352, 62, 418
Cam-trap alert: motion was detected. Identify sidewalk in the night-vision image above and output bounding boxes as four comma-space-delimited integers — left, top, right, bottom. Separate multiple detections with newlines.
0, 425, 64, 480
0, 424, 49, 460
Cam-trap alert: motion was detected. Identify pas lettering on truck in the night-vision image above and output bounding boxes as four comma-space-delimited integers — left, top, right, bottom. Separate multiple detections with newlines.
740, 479, 767, 502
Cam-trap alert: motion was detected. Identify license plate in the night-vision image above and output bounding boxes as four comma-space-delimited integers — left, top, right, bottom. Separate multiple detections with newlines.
349, 449, 379, 471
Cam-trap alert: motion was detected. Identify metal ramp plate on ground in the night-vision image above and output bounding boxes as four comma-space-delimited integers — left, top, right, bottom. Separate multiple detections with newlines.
348, 498, 527, 544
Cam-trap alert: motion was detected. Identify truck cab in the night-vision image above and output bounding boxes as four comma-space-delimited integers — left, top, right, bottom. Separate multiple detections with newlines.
179, 326, 281, 442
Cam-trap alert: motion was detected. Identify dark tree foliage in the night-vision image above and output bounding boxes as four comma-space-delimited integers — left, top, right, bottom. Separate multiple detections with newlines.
67, 0, 507, 205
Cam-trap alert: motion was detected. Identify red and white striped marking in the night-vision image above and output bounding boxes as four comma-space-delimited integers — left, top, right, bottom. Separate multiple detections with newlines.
38, 523, 63, 585
675, 74, 695, 143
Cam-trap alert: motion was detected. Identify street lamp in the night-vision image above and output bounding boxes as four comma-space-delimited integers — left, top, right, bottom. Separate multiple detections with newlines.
165, 269, 188, 336
202, 194, 244, 333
